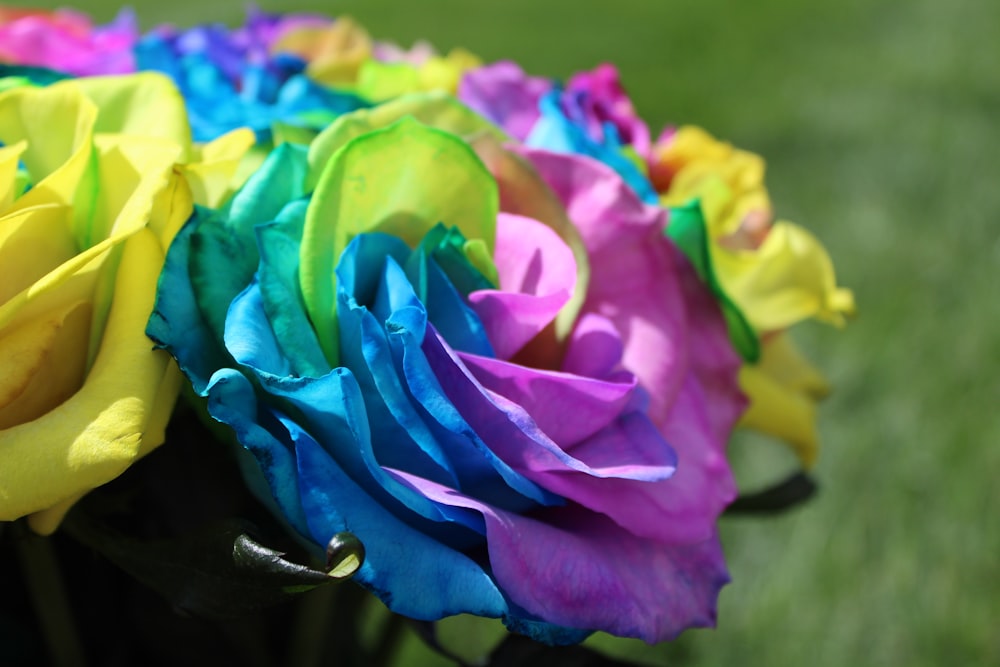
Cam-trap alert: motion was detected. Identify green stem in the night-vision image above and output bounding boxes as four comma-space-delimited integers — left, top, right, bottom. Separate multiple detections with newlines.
14, 528, 87, 667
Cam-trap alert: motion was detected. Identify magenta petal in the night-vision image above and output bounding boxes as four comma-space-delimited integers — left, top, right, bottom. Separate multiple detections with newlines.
388, 470, 729, 643
486, 506, 728, 643
646, 376, 737, 543
560, 312, 624, 379
516, 148, 686, 423
468, 290, 567, 361
469, 212, 576, 359
566, 63, 652, 158
0, 11, 136, 75
527, 412, 691, 543
673, 242, 748, 444
492, 212, 577, 297
516, 147, 744, 544
457, 350, 636, 446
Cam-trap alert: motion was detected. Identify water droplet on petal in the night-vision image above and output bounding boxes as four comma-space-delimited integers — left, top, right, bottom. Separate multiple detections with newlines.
325, 532, 365, 579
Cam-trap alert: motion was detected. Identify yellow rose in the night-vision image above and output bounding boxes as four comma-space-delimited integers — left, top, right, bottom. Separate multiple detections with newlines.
0, 73, 251, 533
654, 126, 854, 467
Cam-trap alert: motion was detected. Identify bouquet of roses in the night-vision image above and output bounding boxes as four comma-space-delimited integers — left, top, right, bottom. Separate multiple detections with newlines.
0, 6, 852, 664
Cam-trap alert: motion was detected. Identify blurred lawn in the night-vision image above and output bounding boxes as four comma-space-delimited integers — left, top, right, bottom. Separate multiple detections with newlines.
21, 0, 999, 664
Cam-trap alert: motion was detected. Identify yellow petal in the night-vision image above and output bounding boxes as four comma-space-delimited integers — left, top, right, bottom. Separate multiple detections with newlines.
656, 126, 766, 206
0, 84, 96, 194
737, 333, 831, 468
0, 228, 176, 522
145, 169, 193, 250
0, 233, 108, 334
0, 300, 90, 429
139, 360, 183, 459
739, 365, 820, 468
417, 49, 483, 94
0, 139, 28, 211
71, 73, 193, 160
759, 332, 830, 398
306, 91, 507, 192
27, 492, 86, 536
181, 127, 255, 208
90, 134, 184, 241
83, 135, 186, 363
274, 18, 373, 86
25, 357, 182, 536
0, 84, 98, 248
0, 204, 76, 306
713, 220, 855, 331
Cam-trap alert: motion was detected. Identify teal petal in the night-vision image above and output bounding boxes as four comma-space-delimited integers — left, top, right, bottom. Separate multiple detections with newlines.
256, 202, 331, 378
147, 210, 231, 393
189, 142, 311, 342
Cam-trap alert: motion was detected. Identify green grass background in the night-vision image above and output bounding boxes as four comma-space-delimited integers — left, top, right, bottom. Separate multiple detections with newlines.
19, 0, 999, 664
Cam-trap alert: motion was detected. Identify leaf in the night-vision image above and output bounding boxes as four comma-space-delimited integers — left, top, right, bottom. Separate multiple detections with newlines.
63, 512, 359, 619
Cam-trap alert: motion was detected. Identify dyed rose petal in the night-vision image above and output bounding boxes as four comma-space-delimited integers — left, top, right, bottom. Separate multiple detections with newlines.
458, 61, 551, 141
567, 63, 651, 158
469, 212, 576, 359
388, 469, 729, 643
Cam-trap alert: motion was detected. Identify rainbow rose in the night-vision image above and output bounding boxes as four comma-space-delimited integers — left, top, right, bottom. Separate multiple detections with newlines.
131, 10, 479, 146
0, 6, 136, 76
0, 73, 250, 533
651, 126, 854, 465
148, 94, 745, 643
135, 10, 369, 143
459, 61, 853, 467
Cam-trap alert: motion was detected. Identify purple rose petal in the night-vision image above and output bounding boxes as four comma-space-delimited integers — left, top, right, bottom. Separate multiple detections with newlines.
387, 469, 729, 643
458, 61, 553, 141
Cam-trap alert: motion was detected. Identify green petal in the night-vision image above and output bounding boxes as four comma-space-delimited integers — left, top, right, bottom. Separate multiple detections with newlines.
355, 60, 421, 102
305, 91, 507, 192
666, 199, 760, 362
301, 117, 499, 366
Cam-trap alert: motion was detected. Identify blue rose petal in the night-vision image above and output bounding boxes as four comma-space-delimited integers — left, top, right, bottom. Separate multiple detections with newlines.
136, 30, 370, 142
338, 233, 559, 510
147, 209, 230, 394
204, 367, 311, 538
288, 416, 509, 621
402, 240, 495, 358
527, 89, 659, 205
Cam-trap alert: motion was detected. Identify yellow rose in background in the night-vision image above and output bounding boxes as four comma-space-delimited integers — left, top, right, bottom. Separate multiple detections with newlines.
653, 126, 855, 467
0, 73, 251, 534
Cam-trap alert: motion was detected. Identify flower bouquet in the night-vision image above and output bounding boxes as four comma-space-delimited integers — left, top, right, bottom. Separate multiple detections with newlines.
0, 6, 852, 665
